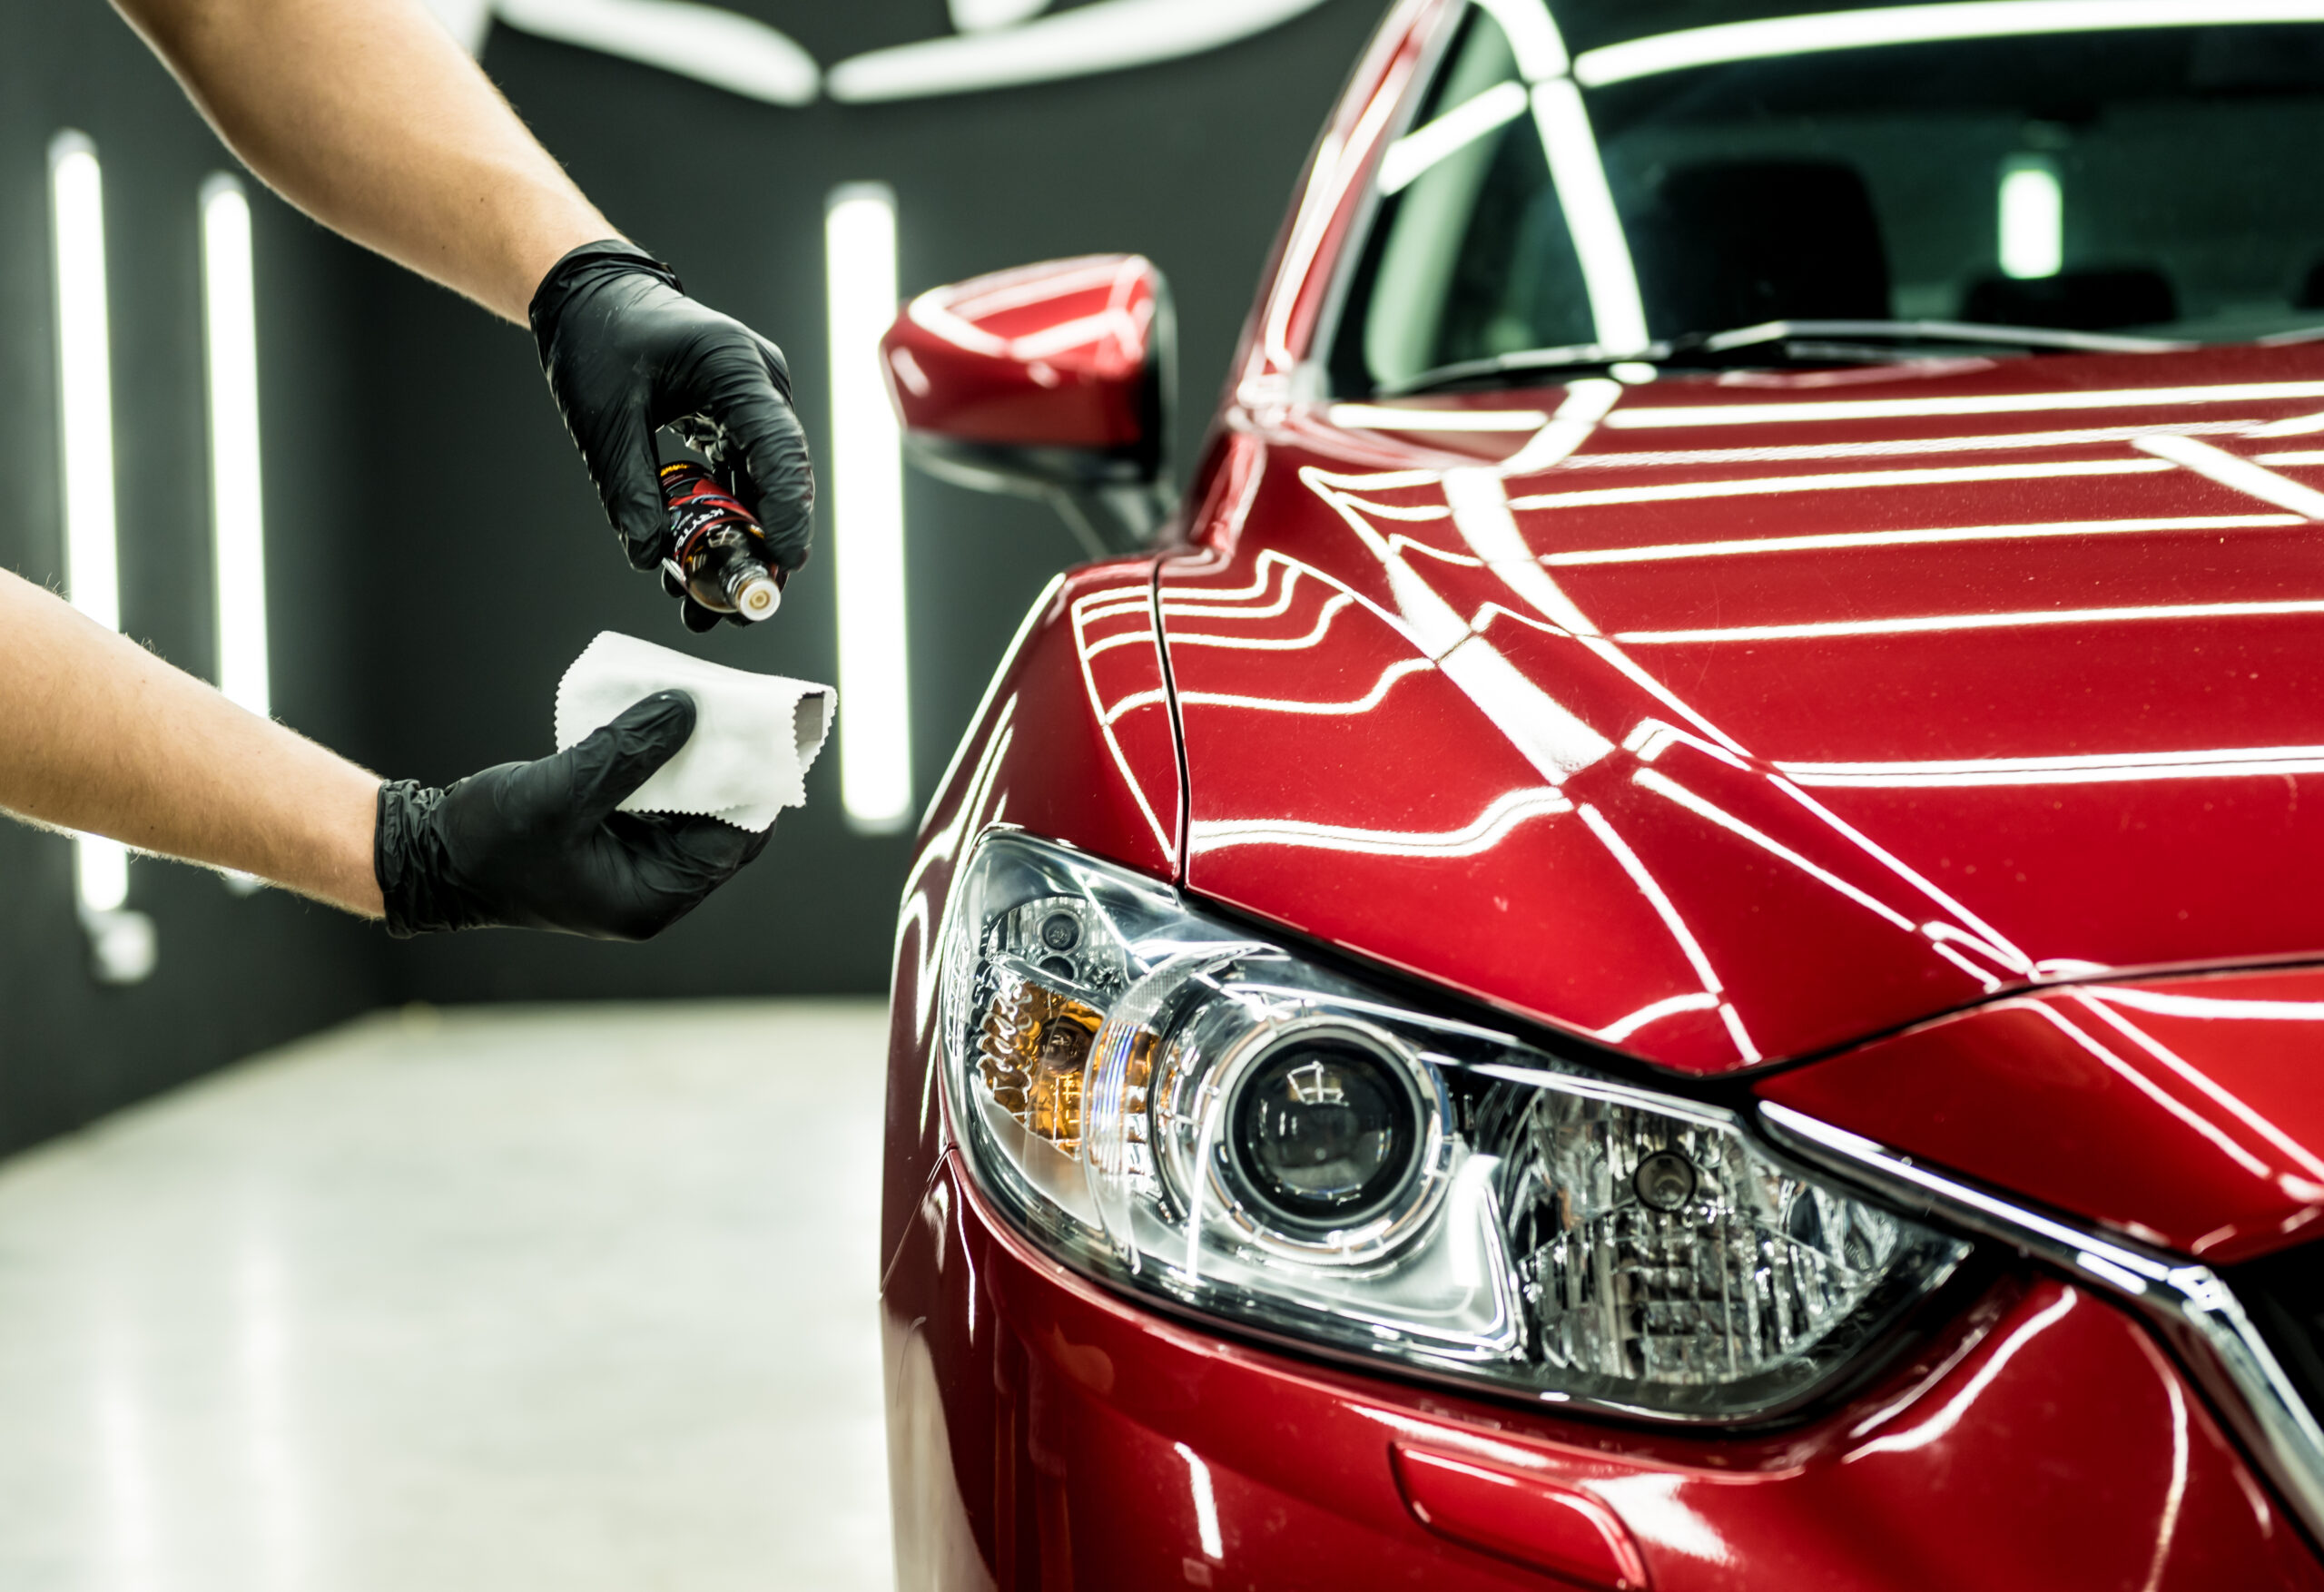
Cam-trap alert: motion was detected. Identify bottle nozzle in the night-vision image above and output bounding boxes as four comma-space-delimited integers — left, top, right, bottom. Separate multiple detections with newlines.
733, 573, 782, 623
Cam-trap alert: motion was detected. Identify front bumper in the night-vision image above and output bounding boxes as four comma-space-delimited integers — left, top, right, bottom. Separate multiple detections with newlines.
882, 1152, 2324, 1592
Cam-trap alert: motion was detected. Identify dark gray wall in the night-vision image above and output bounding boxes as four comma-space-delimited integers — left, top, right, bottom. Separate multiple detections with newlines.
0, 0, 1382, 1155
0, 1, 389, 1155
363, 0, 1384, 1003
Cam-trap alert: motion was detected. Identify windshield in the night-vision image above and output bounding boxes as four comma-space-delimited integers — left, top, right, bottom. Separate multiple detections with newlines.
1328, 0, 2324, 395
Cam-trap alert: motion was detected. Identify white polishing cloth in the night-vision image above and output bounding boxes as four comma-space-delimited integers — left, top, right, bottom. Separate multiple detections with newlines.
555, 631, 833, 832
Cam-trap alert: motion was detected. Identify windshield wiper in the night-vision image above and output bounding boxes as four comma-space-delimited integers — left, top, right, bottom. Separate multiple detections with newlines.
1379, 342, 1654, 396
1382, 318, 2190, 398
1698, 319, 2191, 356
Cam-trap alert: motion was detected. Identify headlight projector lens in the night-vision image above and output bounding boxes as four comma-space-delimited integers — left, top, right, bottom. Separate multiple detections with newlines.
1215, 1019, 1445, 1255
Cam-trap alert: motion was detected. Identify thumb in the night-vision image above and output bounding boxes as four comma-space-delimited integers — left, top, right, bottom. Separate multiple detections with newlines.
562, 691, 698, 822
593, 400, 674, 572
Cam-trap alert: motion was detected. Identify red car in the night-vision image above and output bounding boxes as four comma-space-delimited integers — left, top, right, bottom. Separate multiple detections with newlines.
874, 2, 2324, 1586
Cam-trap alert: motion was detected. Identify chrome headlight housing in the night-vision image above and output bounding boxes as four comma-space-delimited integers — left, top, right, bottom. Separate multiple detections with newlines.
939, 830, 1972, 1420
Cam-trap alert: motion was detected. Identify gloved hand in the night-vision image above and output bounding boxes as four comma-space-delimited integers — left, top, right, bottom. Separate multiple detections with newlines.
530, 241, 814, 633
374, 692, 767, 939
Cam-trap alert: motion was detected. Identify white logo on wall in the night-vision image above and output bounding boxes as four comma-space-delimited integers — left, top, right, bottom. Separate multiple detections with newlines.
422, 0, 1339, 106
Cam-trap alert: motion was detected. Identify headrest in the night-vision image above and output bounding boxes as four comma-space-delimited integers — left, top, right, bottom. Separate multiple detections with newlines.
1634, 159, 1892, 337
1962, 269, 2177, 332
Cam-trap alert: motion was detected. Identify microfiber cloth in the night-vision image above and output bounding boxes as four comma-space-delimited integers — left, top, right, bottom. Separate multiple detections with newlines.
555, 631, 833, 832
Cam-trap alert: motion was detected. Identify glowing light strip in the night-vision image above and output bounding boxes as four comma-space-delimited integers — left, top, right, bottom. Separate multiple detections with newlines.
1188, 786, 1571, 858
1557, 419, 2255, 467
201, 176, 269, 722
827, 0, 1333, 102
1573, 0, 2324, 88
1509, 457, 2171, 512
2136, 434, 2324, 519
2261, 451, 2324, 466
1609, 380, 2324, 429
1634, 768, 1917, 931
1618, 597, 2324, 645
1545, 514, 2299, 567
826, 183, 912, 831
1379, 79, 1529, 194
1781, 744, 2324, 787
49, 132, 128, 918
1329, 404, 1548, 432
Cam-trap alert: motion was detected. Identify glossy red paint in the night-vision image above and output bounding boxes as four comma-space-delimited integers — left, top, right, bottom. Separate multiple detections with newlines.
882, 1151, 2323, 1592
1761, 965, 2324, 1265
1392, 1445, 1649, 1589
882, 0, 2324, 1584
881, 557, 1177, 1269
881, 255, 1164, 454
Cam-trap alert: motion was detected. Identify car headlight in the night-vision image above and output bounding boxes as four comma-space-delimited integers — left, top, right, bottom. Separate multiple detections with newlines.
939, 830, 1973, 1420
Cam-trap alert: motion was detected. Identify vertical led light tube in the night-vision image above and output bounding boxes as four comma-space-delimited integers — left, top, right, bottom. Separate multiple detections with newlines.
825, 182, 912, 832
202, 174, 269, 722
49, 131, 131, 918
1999, 154, 2063, 281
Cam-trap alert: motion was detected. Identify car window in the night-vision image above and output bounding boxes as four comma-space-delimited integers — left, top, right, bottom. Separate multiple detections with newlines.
1329, 0, 2324, 394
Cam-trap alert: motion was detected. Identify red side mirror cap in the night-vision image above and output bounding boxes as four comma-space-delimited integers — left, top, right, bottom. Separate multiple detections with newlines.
881, 255, 1176, 549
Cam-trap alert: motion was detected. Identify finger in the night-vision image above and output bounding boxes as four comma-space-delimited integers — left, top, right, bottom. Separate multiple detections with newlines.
679, 596, 722, 634
660, 562, 689, 601
660, 813, 764, 874
594, 399, 673, 571
558, 690, 698, 823
688, 335, 816, 572
589, 813, 762, 940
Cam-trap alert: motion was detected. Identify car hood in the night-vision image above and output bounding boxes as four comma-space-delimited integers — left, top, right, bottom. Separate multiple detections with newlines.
1159, 342, 2324, 1074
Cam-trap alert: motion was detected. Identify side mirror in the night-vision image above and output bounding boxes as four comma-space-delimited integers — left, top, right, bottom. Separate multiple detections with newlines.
881, 255, 1177, 555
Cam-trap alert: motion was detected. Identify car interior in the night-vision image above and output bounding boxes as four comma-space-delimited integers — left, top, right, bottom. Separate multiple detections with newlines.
1335, 13, 2324, 393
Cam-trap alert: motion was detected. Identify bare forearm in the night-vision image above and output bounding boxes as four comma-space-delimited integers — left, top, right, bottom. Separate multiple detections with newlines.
0, 572, 383, 916
112, 0, 613, 322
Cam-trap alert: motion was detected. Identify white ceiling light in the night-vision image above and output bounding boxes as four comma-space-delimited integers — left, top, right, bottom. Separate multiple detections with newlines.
828, 0, 1332, 102
950, 0, 1052, 31
493, 0, 820, 105
1576, 0, 2324, 87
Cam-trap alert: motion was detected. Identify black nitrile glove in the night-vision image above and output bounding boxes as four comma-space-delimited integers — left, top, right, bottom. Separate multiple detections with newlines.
374, 692, 768, 939
530, 241, 814, 631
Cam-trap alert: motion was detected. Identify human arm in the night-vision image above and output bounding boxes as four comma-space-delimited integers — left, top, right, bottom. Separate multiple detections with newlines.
110, 0, 816, 614
110, 0, 603, 324
0, 570, 765, 936
0, 568, 384, 913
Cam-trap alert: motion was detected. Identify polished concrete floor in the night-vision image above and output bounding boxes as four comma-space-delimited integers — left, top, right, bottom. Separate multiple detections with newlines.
0, 1000, 893, 1592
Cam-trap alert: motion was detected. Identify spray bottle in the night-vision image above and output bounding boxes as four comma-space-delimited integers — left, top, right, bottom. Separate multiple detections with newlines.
658, 460, 783, 623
